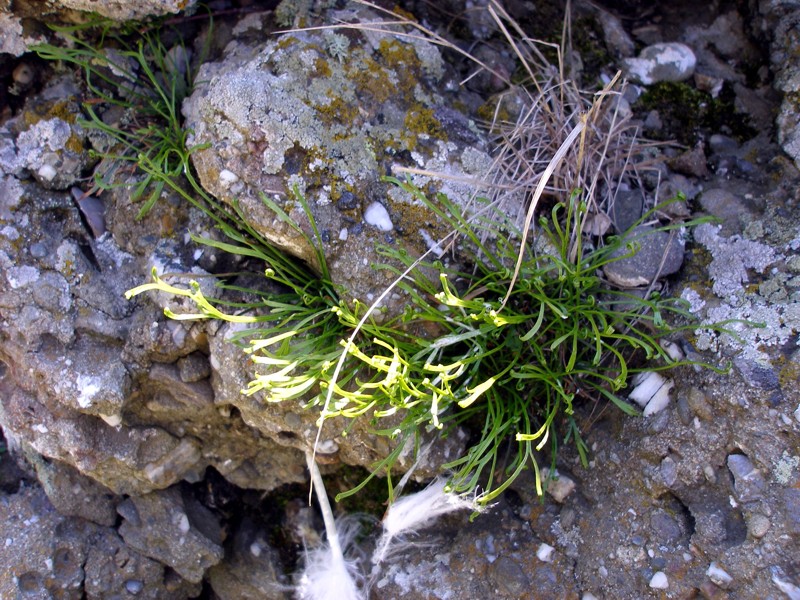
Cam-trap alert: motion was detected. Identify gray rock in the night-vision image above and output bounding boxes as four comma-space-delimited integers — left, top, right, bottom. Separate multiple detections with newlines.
622, 43, 696, 85
207, 517, 288, 599
783, 488, 800, 535
0, 484, 199, 599
727, 454, 766, 503
596, 9, 636, 59
650, 510, 683, 544
0, 12, 42, 56
117, 487, 225, 583
54, 0, 197, 21
29, 453, 118, 526
603, 225, 685, 288
699, 188, 752, 234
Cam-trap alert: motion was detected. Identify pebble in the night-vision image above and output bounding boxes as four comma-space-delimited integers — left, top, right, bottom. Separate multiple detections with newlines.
622, 42, 696, 85
649, 571, 669, 589
686, 387, 713, 421
537, 543, 555, 562
542, 469, 576, 503
747, 513, 770, 538
603, 226, 684, 288
660, 456, 678, 488
125, 579, 144, 594
706, 562, 733, 588
364, 202, 393, 231
727, 454, 765, 503
651, 510, 682, 543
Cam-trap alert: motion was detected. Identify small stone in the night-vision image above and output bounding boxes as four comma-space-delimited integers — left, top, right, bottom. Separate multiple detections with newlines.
660, 456, 678, 488
364, 202, 393, 231
603, 226, 684, 288
125, 580, 144, 594
177, 352, 211, 383
706, 562, 733, 588
727, 454, 766, 503
542, 469, 576, 503
747, 514, 770, 538
687, 387, 713, 421
651, 511, 682, 543
536, 543, 555, 562
622, 42, 696, 85
649, 571, 668, 589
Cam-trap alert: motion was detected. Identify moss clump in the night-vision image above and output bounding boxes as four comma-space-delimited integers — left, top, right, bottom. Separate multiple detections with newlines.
636, 81, 757, 145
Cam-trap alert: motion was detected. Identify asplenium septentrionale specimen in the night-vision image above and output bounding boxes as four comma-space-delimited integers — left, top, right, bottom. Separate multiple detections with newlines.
127, 176, 738, 506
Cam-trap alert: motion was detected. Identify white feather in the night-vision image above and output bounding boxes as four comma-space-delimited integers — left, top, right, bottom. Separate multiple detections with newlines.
372, 477, 480, 564
297, 452, 366, 600
295, 517, 365, 600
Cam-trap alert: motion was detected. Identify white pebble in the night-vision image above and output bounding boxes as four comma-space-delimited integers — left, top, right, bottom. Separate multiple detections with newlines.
38, 164, 57, 181
628, 371, 674, 416
99, 413, 122, 427
536, 543, 555, 562
250, 542, 262, 557
364, 202, 393, 231
706, 562, 733, 588
177, 512, 190, 534
649, 571, 668, 589
338, 228, 348, 241
218, 169, 239, 186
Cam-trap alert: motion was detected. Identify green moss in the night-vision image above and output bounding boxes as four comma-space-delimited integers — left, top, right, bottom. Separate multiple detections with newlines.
637, 81, 757, 145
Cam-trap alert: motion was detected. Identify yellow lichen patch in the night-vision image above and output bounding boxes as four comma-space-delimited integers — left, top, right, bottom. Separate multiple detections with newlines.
345, 53, 396, 104
313, 56, 332, 78
402, 106, 445, 146
315, 92, 360, 128
777, 359, 800, 389
66, 133, 84, 154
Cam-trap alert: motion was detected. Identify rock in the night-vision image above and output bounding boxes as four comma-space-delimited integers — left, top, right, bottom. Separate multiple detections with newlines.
117, 486, 225, 583
746, 513, 770, 538
29, 452, 118, 527
649, 571, 668, 589
726, 454, 766, 503
610, 188, 647, 233
54, 0, 197, 21
603, 225, 685, 288
0, 12, 42, 56
699, 188, 751, 234
207, 517, 287, 599
622, 43, 697, 85
660, 456, 678, 488
182, 7, 504, 312
767, 8, 800, 171
596, 9, 636, 59
542, 468, 576, 503
706, 562, 734, 589
0, 484, 199, 599
693, 223, 776, 299
650, 510, 683, 544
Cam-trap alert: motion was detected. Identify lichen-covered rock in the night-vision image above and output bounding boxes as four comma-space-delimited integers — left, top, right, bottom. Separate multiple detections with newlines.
622, 42, 697, 85
54, 0, 197, 21
2, 82, 93, 189
183, 5, 500, 312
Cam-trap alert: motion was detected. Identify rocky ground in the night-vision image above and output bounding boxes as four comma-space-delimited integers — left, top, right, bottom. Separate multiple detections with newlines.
1, 0, 799, 598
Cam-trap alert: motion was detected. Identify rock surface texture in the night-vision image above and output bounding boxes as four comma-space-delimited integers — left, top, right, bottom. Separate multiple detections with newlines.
0, 0, 798, 598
